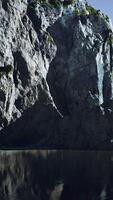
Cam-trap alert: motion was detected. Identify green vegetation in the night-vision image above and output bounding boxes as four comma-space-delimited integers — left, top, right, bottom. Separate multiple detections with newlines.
86, 5, 97, 15
111, 36, 113, 44
85, 5, 110, 25
47, 33, 55, 45
104, 15, 109, 23
73, 8, 88, 17
48, 0, 61, 8
111, 71, 113, 78
30, 0, 74, 10
102, 14, 110, 26
73, 8, 80, 15
106, 34, 113, 46
81, 9, 88, 16
40, 0, 48, 3
63, 0, 74, 6
73, 5, 101, 17
38, 0, 62, 9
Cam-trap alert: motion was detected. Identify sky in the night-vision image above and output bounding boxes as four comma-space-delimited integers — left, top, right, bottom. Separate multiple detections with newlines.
87, 0, 113, 23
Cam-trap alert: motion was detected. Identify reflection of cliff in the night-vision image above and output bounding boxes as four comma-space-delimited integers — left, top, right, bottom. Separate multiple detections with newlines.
0, 150, 113, 200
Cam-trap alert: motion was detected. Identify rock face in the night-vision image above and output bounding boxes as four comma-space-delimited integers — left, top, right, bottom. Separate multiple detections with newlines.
0, 0, 113, 149
0, 150, 113, 200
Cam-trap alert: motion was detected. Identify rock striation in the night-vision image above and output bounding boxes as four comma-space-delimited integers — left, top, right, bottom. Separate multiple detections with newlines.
0, 0, 113, 149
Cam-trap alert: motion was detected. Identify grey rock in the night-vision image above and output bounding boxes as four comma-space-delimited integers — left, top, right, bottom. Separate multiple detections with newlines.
0, 0, 113, 149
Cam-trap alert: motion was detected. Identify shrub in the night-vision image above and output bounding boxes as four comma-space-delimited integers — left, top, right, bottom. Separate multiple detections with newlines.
86, 5, 97, 15
63, 0, 74, 6
49, 0, 61, 8
48, 33, 55, 45
104, 15, 109, 23
73, 8, 80, 15
73, 5, 97, 17
102, 14, 110, 26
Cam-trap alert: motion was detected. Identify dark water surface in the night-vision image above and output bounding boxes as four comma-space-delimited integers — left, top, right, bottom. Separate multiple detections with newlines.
0, 150, 113, 200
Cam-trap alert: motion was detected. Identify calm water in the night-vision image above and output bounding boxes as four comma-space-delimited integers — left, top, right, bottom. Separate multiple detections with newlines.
0, 150, 113, 200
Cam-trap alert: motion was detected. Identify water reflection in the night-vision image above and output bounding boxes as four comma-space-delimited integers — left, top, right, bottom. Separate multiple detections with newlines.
0, 151, 113, 200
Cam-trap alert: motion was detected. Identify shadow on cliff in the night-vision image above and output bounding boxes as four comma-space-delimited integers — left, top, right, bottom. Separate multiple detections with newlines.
0, 100, 62, 148
46, 14, 113, 150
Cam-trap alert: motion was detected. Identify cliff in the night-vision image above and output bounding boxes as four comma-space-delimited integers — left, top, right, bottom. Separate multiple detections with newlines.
0, 0, 113, 149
